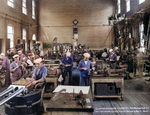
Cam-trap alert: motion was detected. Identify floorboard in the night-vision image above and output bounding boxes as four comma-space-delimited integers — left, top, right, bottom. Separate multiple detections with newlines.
1, 78, 150, 115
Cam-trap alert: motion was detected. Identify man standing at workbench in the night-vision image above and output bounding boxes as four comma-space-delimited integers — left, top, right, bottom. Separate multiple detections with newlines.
61, 52, 73, 85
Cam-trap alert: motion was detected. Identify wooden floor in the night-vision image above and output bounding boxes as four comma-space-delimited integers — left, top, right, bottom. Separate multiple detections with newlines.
93, 77, 150, 115
1, 77, 150, 115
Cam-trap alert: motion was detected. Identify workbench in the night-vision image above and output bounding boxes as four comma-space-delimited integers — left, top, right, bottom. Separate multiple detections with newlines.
46, 85, 94, 115
44, 66, 61, 98
91, 73, 124, 101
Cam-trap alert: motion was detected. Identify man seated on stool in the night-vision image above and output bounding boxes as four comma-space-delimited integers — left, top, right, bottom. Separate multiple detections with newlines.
26, 58, 47, 88
60, 52, 73, 85
78, 53, 92, 86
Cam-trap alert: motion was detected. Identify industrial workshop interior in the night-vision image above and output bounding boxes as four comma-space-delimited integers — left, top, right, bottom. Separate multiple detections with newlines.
2, 0, 150, 115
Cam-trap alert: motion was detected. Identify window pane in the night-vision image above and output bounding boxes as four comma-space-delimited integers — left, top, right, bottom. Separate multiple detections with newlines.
25, 42, 27, 51
141, 24, 144, 31
9, 0, 13, 2
139, 0, 145, 4
32, 0, 35, 19
117, 0, 120, 4
7, 26, 13, 33
10, 41, 14, 48
32, 34, 36, 40
23, 8, 27, 14
127, 1, 130, 6
23, 2, 26, 7
32, 0, 35, 7
8, 34, 13, 39
8, 1, 14, 8
22, 29, 26, 40
7, 25, 14, 48
126, 0, 130, 12
32, 9, 35, 15
139, 23, 145, 52
118, 4, 120, 14
32, 15, 35, 19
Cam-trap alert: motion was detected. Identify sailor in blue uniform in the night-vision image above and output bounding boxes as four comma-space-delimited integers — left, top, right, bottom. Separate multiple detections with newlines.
61, 52, 73, 85
78, 53, 92, 86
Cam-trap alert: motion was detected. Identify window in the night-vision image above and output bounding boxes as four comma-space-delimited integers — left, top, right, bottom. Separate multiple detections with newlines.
7, 25, 14, 48
129, 33, 131, 38
117, 0, 121, 14
139, 24, 145, 52
126, 0, 130, 12
22, 29, 27, 51
32, 0, 35, 19
139, 0, 145, 4
7, 0, 14, 8
32, 34, 36, 40
22, 0, 27, 15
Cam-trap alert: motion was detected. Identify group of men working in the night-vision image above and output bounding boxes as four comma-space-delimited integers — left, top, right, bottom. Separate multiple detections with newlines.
0, 47, 93, 87
0, 50, 47, 87
61, 51, 92, 86
0, 44, 145, 88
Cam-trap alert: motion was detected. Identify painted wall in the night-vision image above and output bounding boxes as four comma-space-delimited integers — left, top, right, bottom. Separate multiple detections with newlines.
38, 0, 115, 49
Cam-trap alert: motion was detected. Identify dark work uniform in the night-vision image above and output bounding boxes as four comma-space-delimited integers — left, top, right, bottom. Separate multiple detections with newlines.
61, 56, 73, 85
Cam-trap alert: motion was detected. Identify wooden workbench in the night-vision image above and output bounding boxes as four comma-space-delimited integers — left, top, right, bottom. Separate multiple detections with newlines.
91, 74, 124, 101
46, 86, 94, 115
44, 67, 61, 98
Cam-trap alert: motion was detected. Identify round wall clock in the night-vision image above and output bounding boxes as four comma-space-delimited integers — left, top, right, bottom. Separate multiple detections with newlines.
73, 19, 78, 26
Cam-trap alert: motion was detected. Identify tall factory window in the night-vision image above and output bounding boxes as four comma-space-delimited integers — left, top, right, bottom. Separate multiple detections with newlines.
139, 23, 145, 52
7, 0, 14, 8
22, 0, 27, 15
139, 0, 145, 4
117, 0, 121, 14
7, 25, 14, 48
126, 0, 130, 12
22, 29, 27, 51
32, 34, 36, 40
32, 0, 35, 19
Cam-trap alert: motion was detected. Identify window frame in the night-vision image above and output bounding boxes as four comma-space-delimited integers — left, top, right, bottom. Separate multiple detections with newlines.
7, 25, 14, 48
126, 0, 130, 12
117, 0, 121, 14
22, 29, 28, 51
32, 34, 36, 41
22, 0, 27, 15
139, 0, 145, 4
32, 0, 35, 19
139, 23, 145, 52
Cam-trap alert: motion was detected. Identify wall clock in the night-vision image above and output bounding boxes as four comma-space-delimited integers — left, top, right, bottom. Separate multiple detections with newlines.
73, 19, 78, 26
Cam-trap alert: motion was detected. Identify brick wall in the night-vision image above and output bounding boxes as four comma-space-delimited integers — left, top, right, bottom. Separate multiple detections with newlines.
0, 0, 38, 54
38, 0, 115, 49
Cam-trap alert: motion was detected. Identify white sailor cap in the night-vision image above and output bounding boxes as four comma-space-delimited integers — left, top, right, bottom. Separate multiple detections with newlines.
66, 52, 71, 57
18, 50, 22, 53
109, 49, 113, 53
34, 58, 43, 63
83, 53, 90, 58
13, 54, 19, 58
0, 53, 5, 56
